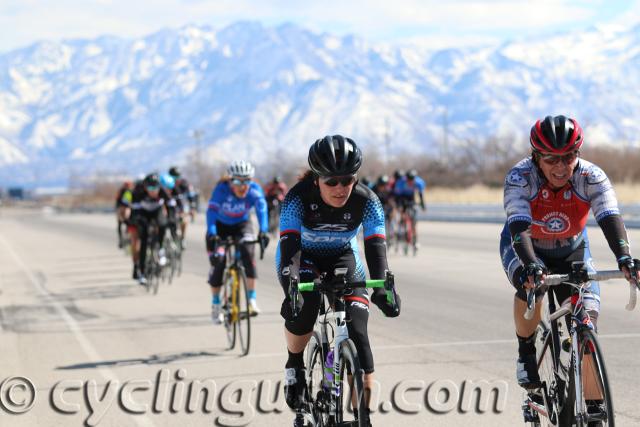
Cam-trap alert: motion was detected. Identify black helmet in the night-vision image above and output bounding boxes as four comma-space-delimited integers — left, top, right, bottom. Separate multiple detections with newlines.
308, 135, 362, 177
393, 169, 405, 180
143, 173, 160, 188
530, 115, 583, 155
407, 169, 417, 179
377, 175, 389, 185
168, 166, 181, 178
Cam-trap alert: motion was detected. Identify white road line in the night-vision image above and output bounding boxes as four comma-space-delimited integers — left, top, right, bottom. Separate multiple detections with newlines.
0, 234, 156, 427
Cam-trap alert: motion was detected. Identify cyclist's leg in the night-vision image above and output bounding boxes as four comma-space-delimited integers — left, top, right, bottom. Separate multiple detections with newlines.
236, 221, 259, 309
129, 221, 140, 278
137, 215, 150, 278
500, 224, 544, 387
281, 256, 321, 409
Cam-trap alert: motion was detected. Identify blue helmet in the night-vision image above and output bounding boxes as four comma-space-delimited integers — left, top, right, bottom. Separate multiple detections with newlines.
159, 173, 175, 190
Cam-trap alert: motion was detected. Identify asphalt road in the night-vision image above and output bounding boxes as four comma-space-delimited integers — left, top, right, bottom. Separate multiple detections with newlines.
1, 209, 639, 427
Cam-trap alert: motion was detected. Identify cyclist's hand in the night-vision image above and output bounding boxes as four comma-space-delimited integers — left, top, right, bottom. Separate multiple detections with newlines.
206, 234, 220, 262
521, 262, 546, 290
258, 231, 270, 249
372, 288, 401, 317
618, 256, 640, 287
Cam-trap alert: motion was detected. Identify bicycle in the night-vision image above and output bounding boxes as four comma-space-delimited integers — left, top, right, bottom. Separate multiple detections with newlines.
143, 221, 165, 295
521, 261, 640, 427
286, 269, 399, 427
395, 203, 417, 256
219, 236, 265, 356
267, 197, 282, 237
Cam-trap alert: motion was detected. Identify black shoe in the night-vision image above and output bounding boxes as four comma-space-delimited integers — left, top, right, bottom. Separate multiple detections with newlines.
132, 265, 139, 280
517, 354, 541, 389
586, 400, 606, 426
284, 367, 306, 410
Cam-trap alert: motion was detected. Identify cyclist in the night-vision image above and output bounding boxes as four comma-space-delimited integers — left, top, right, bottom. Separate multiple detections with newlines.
500, 115, 639, 396
115, 180, 134, 248
277, 135, 401, 426
392, 169, 426, 250
264, 176, 288, 229
373, 175, 395, 240
159, 173, 180, 243
206, 160, 270, 322
130, 173, 171, 285
169, 166, 196, 249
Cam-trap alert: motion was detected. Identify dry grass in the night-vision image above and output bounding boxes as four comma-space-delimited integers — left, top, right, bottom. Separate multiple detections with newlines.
427, 183, 640, 204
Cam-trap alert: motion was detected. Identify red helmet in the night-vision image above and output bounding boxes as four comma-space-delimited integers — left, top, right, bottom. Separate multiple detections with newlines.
530, 115, 583, 155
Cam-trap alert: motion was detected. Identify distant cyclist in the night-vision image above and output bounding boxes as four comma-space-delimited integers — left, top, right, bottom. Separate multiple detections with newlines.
277, 135, 401, 426
206, 161, 270, 322
500, 115, 639, 395
392, 169, 426, 250
115, 180, 134, 248
169, 166, 196, 248
130, 173, 171, 285
159, 173, 180, 243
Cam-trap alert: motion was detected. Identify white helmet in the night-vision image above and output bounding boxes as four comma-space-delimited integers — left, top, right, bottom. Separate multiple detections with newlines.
227, 160, 255, 179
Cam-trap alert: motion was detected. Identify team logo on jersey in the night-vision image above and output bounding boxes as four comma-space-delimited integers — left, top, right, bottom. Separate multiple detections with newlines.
563, 190, 572, 200
541, 189, 549, 199
507, 170, 526, 187
311, 224, 349, 232
540, 212, 570, 234
310, 204, 318, 211
343, 213, 352, 220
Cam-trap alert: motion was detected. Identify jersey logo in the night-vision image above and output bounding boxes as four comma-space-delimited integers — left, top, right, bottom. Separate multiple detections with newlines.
542, 189, 549, 199
302, 232, 351, 243
507, 170, 527, 187
311, 224, 349, 232
539, 212, 570, 234
343, 213, 351, 220
563, 190, 572, 200
310, 204, 318, 211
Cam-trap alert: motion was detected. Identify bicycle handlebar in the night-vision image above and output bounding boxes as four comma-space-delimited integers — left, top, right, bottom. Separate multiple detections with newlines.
285, 269, 398, 319
220, 236, 266, 260
524, 264, 637, 320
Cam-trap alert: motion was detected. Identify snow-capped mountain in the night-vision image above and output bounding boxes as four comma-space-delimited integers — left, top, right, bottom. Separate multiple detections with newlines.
1, 21, 640, 186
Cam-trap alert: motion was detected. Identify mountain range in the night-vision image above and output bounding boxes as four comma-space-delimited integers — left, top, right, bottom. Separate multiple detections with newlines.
1, 21, 640, 187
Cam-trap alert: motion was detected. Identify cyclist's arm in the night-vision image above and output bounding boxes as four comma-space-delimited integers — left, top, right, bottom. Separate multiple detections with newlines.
584, 165, 631, 261
206, 184, 224, 236
416, 177, 426, 209
363, 196, 388, 279
504, 167, 537, 267
278, 192, 303, 292
251, 184, 269, 233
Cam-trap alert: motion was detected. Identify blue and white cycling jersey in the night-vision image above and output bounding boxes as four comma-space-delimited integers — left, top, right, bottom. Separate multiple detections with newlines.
393, 176, 426, 198
206, 181, 268, 235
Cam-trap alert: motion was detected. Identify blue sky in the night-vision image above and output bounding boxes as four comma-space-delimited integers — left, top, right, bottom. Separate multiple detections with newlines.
1, 0, 639, 53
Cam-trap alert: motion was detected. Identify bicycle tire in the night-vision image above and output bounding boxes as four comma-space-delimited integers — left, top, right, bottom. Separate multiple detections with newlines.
562, 329, 615, 427
236, 266, 251, 356
336, 339, 368, 427
535, 321, 561, 426
222, 269, 236, 350
306, 331, 331, 426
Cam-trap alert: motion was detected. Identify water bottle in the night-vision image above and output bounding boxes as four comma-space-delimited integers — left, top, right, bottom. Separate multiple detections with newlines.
323, 350, 334, 391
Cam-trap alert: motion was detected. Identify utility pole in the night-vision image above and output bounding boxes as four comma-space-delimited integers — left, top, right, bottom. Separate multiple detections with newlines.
191, 129, 204, 190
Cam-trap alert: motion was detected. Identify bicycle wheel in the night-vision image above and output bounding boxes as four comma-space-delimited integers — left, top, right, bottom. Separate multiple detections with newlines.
336, 339, 368, 427
535, 321, 561, 426
306, 331, 331, 426
222, 269, 236, 350
565, 329, 615, 427
235, 267, 251, 356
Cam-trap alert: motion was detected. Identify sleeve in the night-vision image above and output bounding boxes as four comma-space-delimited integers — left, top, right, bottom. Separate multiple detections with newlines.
362, 196, 388, 279
277, 190, 303, 288
504, 167, 537, 266
251, 185, 269, 233
206, 185, 223, 236
584, 164, 620, 221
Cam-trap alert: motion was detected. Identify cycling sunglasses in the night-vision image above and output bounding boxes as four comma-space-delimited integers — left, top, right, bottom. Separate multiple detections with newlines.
538, 150, 579, 166
321, 175, 357, 187
231, 178, 251, 186
145, 185, 159, 191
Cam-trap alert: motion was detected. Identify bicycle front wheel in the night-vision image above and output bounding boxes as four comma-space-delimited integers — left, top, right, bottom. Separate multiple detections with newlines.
568, 329, 615, 427
222, 269, 236, 350
336, 339, 368, 427
235, 267, 251, 356
306, 332, 331, 426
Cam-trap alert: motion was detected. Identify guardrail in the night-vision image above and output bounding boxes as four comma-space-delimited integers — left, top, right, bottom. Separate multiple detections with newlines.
419, 203, 640, 229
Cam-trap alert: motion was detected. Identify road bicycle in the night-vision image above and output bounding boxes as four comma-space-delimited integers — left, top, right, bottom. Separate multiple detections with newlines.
143, 221, 165, 295
394, 204, 417, 256
286, 269, 399, 426
522, 261, 639, 427
219, 236, 265, 356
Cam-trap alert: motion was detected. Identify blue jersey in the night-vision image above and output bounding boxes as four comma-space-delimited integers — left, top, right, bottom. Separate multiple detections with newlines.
393, 176, 426, 197
206, 181, 268, 235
